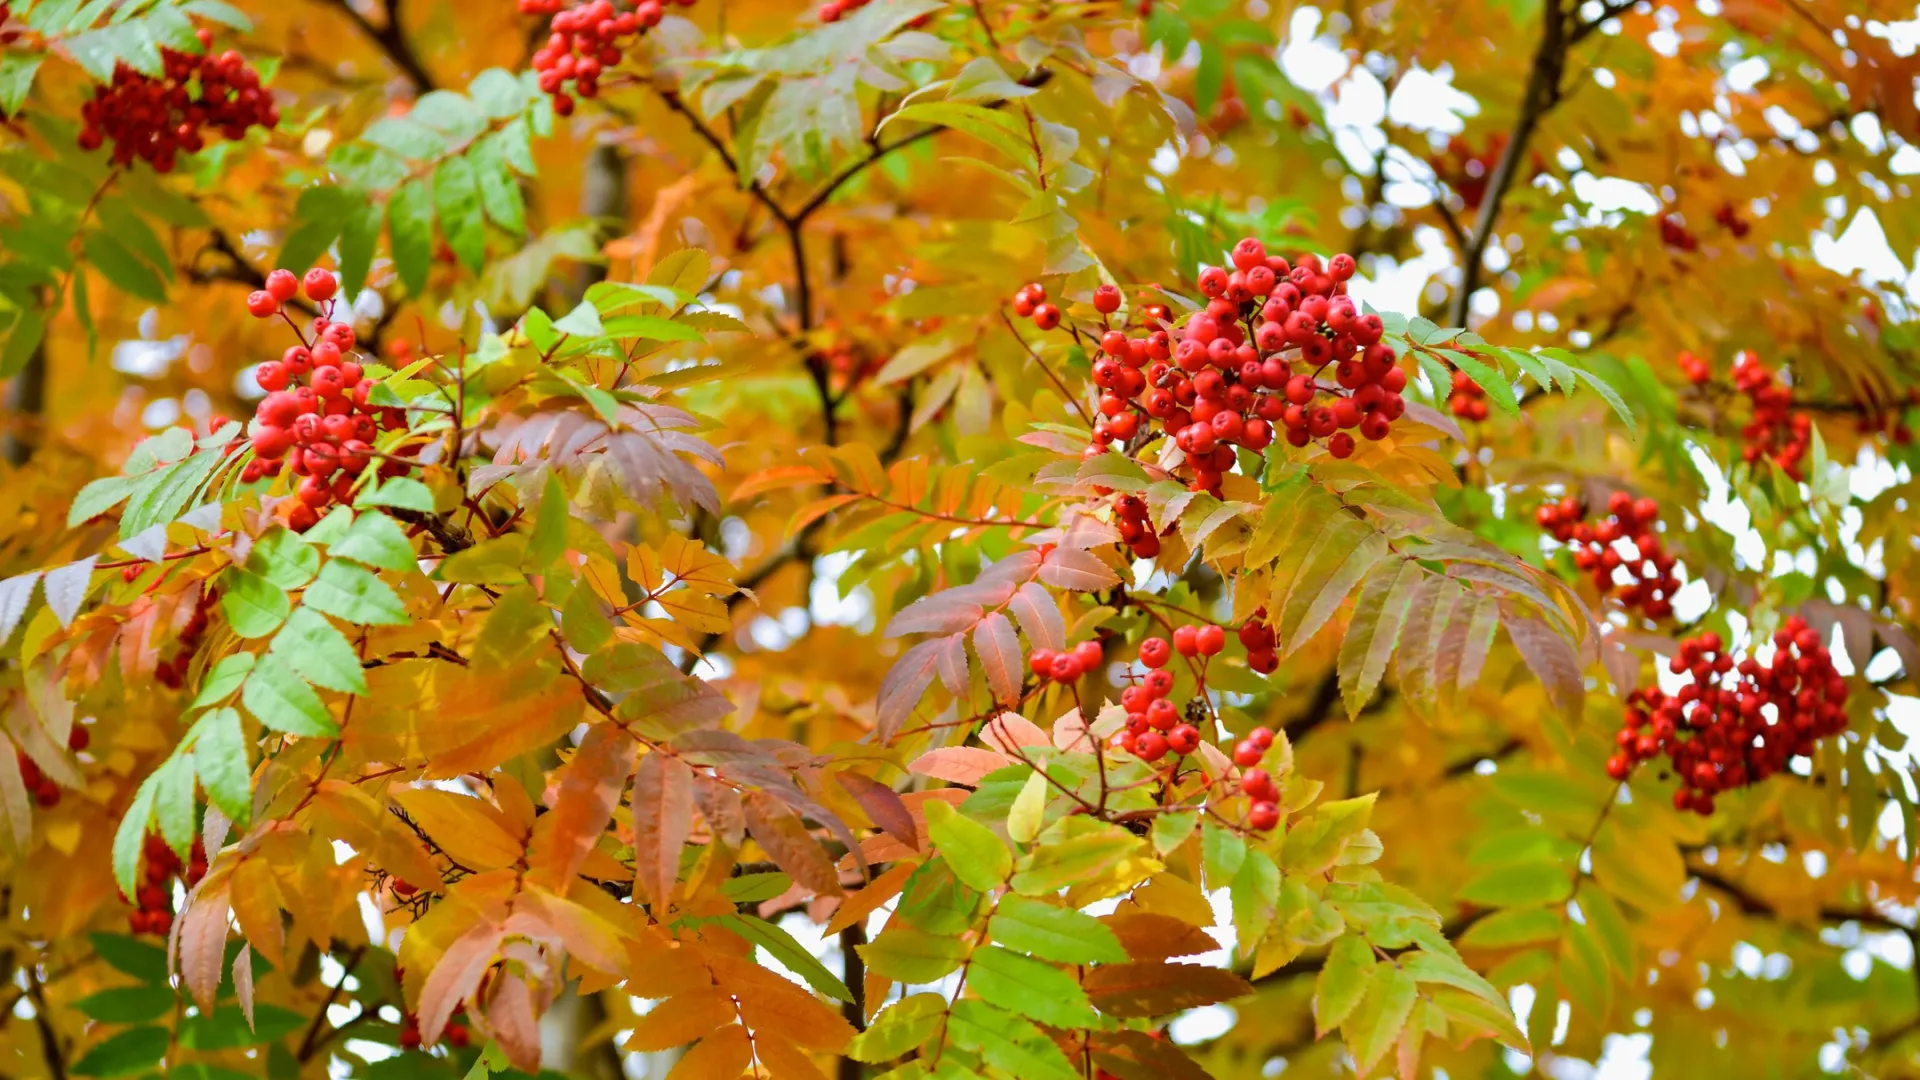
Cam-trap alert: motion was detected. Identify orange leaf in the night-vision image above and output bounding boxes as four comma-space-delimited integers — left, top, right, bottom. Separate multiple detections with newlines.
487, 975, 543, 1075
389, 788, 525, 872
1081, 961, 1253, 1018
176, 884, 231, 1013
528, 724, 638, 891
835, 772, 916, 852
1102, 912, 1224, 961
908, 746, 1012, 787
731, 976, 857, 1054
754, 1035, 833, 1080
229, 857, 285, 969
731, 464, 833, 502
418, 918, 505, 1044
626, 989, 736, 1052
632, 751, 695, 911
665, 1024, 752, 1080
824, 862, 918, 937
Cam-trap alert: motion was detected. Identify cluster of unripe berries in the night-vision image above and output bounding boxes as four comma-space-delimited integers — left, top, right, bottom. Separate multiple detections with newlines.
1447, 369, 1490, 422
77, 28, 277, 172
125, 833, 207, 936
1606, 619, 1848, 815
244, 267, 416, 531
1731, 350, 1811, 480
1232, 726, 1281, 831
1537, 491, 1680, 621
1016, 239, 1406, 496
152, 587, 217, 689
522, 0, 684, 114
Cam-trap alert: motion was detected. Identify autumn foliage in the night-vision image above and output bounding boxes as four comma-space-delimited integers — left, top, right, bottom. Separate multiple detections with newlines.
1, 0, 1919, 1079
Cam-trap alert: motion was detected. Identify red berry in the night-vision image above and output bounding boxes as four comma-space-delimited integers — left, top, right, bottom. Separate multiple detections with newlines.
254, 361, 288, 392
304, 268, 338, 302
1139, 637, 1170, 669
68, 726, 90, 752
1172, 625, 1198, 656
1143, 669, 1175, 698
1167, 724, 1200, 755
1232, 741, 1262, 768
1240, 767, 1276, 800
1050, 652, 1084, 683
1135, 731, 1169, 762
264, 268, 299, 303
1248, 726, 1274, 749
1032, 303, 1061, 331
1093, 284, 1122, 314
1248, 800, 1280, 831
1073, 640, 1104, 673
1195, 624, 1225, 656
1029, 650, 1056, 677
245, 290, 279, 318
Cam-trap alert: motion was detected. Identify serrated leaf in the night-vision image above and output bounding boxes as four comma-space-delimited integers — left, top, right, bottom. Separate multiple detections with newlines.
270, 607, 367, 695
191, 707, 251, 825
388, 178, 433, 295
967, 945, 1100, 1029
989, 894, 1129, 964
304, 560, 410, 626
240, 654, 337, 737
925, 799, 1010, 890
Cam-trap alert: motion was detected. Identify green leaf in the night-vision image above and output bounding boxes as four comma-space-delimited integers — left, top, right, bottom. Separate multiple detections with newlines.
553, 300, 605, 337
924, 799, 1011, 891
241, 654, 338, 737
339, 201, 384, 297
182, 0, 254, 30
885, 102, 1032, 167
1336, 560, 1420, 719
1006, 769, 1048, 844
388, 178, 434, 295
718, 872, 791, 902
71, 1025, 169, 1078
1402, 949, 1508, 1010
946, 1000, 1080, 1080
859, 923, 970, 983
1344, 965, 1417, 1074
152, 753, 195, 856
177, 1004, 306, 1049
1457, 862, 1573, 907
1230, 849, 1281, 949
1577, 368, 1639, 438
1444, 350, 1519, 416
524, 475, 569, 570
330, 512, 418, 572
848, 993, 946, 1063
1151, 809, 1198, 856
112, 779, 158, 897
472, 135, 527, 234
278, 215, 342, 281
246, 528, 320, 589
967, 945, 1100, 1029
433, 156, 487, 272
1010, 818, 1142, 896
356, 476, 434, 513
271, 607, 368, 694
82, 231, 169, 303
192, 652, 257, 708
220, 568, 290, 639
435, 535, 528, 584
89, 932, 168, 984
710, 914, 853, 1002
68, 474, 138, 526
1, 308, 43, 379
987, 894, 1129, 964
0, 54, 42, 117
75, 984, 175, 1023
1458, 906, 1563, 948
304, 560, 410, 626
1314, 935, 1375, 1035
191, 706, 251, 825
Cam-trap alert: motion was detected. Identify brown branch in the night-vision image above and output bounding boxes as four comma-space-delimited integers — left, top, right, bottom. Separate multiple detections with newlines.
1687, 865, 1905, 932
296, 945, 366, 1062
24, 964, 63, 1080
837, 923, 868, 1080
320, 0, 435, 92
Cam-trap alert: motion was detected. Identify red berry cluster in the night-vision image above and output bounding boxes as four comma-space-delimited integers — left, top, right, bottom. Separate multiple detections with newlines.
1016, 239, 1406, 495
1714, 202, 1751, 238
1731, 350, 1812, 480
76, 28, 277, 173
1232, 727, 1280, 830
244, 267, 416, 532
399, 1010, 470, 1051
16, 748, 58, 809
1447, 369, 1490, 423
1536, 491, 1680, 621
1027, 640, 1105, 686
153, 587, 217, 689
523, 0, 682, 115
1659, 213, 1699, 253
1237, 612, 1278, 674
1113, 494, 1161, 560
126, 833, 206, 936
1677, 350, 1712, 385
1606, 619, 1849, 815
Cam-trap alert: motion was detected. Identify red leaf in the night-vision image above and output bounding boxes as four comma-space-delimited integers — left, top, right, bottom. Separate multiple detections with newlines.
1007, 581, 1066, 654
632, 751, 694, 911
908, 746, 1012, 787
1038, 547, 1120, 591
836, 772, 917, 852
233, 945, 255, 1032
972, 611, 1023, 703
981, 712, 1050, 753
692, 772, 746, 847
876, 637, 948, 742
744, 791, 843, 897
934, 633, 970, 695
487, 974, 544, 1074
528, 724, 638, 890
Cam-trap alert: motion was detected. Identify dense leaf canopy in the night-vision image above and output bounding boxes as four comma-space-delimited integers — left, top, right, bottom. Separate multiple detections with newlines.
1, 0, 1919, 1078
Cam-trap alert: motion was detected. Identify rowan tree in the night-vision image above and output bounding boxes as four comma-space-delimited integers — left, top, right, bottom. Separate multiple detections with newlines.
0, 0, 1917, 1078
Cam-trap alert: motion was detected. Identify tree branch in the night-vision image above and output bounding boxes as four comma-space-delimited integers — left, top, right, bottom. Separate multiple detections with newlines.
321, 0, 435, 93
1445, 0, 1571, 327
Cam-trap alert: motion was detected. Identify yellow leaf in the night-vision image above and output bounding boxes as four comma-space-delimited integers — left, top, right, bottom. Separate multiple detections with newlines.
230, 856, 286, 968
755, 1038, 832, 1080
389, 788, 526, 872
